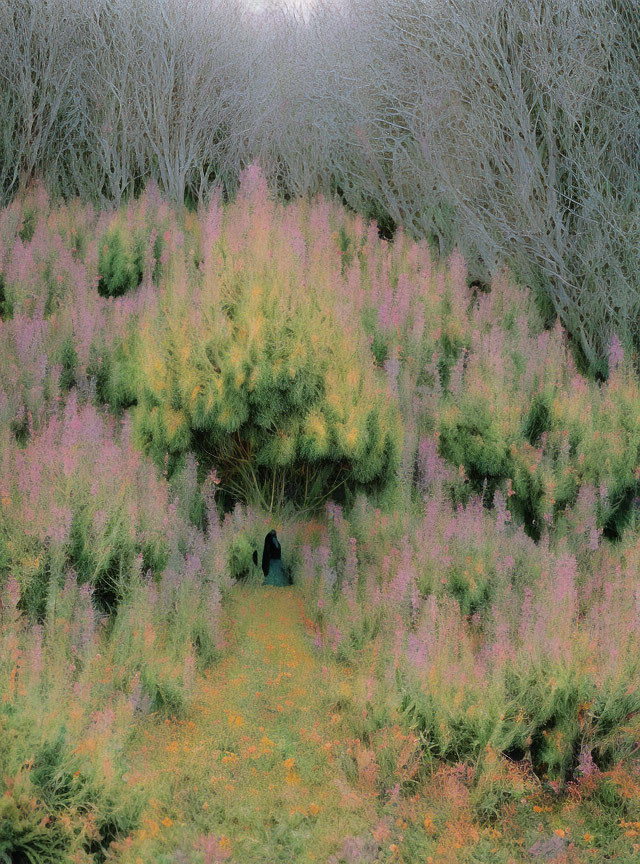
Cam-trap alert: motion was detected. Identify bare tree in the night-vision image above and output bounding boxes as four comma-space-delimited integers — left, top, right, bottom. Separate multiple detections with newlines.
60, 0, 148, 205
0, 0, 78, 199
237, 0, 639, 369
342, 0, 640, 370
125, 0, 248, 204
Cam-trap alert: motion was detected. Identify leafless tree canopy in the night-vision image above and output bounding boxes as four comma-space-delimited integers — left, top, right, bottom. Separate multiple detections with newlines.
0, 0, 638, 372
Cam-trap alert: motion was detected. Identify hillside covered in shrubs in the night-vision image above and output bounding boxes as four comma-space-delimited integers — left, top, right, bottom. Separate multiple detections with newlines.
1, 0, 639, 860
0, 171, 639, 862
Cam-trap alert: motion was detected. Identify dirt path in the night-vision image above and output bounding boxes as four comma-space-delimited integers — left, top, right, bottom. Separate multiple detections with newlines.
124, 585, 382, 863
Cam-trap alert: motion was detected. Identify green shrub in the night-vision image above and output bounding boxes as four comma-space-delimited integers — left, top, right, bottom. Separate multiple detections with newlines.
65, 508, 136, 613
0, 273, 12, 320
30, 735, 91, 812
501, 666, 590, 783
86, 794, 145, 861
17, 552, 51, 621
18, 207, 37, 244
191, 613, 221, 667
227, 532, 255, 580
590, 680, 640, 768
0, 788, 71, 864
400, 686, 481, 764
336, 224, 354, 272
0, 734, 145, 864
140, 665, 187, 717
446, 564, 493, 618
600, 481, 640, 541
522, 392, 552, 447
591, 775, 639, 820
470, 751, 531, 825
97, 227, 144, 298
509, 443, 546, 541
132, 260, 402, 511
58, 337, 78, 392
140, 539, 169, 580
9, 407, 30, 447
438, 395, 512, 505
87, 343, 112, 406
105, 340, 139, 412
371, 331, 389, 367
437, 330, 467, 395
87, 335, 139, 413
360, 307, 389, 367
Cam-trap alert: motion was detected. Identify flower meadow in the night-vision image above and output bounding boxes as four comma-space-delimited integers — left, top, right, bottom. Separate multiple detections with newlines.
1, 169, 640, 863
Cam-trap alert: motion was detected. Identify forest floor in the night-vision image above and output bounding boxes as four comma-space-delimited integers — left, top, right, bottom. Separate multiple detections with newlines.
118, 585, 639, 864
122, 585, 385, 863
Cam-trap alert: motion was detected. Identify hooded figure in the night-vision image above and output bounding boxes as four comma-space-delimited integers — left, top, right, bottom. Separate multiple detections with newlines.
262, 529, 288, 586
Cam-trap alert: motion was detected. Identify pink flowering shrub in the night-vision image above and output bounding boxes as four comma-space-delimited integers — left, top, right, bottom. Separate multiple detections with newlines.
0, 394, 171, 616
300, 489, 640, 784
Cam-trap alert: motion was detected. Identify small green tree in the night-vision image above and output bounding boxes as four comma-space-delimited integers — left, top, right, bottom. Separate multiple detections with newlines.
97, 227, 144, 298
132, 270, 402, 512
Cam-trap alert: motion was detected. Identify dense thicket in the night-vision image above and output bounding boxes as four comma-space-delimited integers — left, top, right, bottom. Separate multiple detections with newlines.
0, 0, 638, 373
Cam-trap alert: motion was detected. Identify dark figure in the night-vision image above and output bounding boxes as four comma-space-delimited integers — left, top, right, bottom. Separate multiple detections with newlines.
261, 529, 281, 577
261, 529, 288, 586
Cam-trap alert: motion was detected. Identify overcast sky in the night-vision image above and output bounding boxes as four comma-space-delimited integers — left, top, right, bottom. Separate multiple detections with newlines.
247, 0, 321, 21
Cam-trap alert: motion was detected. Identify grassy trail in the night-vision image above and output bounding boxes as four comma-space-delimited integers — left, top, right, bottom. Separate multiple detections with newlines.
102, 585, 625, 864
123, 585, 382, 862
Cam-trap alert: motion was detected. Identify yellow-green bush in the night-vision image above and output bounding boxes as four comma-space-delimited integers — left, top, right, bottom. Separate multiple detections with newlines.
132, 262, 402, 511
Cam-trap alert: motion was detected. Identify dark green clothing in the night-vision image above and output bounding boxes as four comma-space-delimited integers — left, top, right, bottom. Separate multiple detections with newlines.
264, 557, 288, 587
262, 530, 281, 577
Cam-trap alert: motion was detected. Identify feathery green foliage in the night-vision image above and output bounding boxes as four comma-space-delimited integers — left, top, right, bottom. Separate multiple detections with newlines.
131, 215, 402, 512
